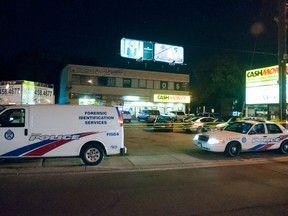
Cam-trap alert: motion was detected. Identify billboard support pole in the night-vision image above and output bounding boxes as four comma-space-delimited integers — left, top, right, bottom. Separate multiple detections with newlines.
278, 0, 287, 121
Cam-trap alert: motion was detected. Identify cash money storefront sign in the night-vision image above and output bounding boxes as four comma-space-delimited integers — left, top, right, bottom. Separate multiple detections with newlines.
154, 94, 190, 103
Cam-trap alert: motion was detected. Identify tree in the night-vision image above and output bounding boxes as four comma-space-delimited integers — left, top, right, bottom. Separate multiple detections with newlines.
191, 54, 245, 114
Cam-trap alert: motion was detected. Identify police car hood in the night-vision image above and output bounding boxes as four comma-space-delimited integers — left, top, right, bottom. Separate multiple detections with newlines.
201, 130, 243, 139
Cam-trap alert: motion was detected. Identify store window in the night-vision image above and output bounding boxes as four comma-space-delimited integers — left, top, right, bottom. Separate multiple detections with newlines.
71, 74, 81, 84
123, 78, 132, 88
107, 77, 116, 86
79, 75, 96, 85
98, 77, 116, 87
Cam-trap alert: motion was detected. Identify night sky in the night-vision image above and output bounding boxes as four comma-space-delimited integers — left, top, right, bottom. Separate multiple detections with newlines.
0, 0, 280, 76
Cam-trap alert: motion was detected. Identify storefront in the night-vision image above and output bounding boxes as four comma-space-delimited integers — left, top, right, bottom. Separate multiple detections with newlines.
245, 64, 288, 120
59, 65, 190, 117
122, 94, 190, 117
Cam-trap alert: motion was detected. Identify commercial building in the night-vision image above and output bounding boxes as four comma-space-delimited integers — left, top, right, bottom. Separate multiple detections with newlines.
245, 64, 288, 120
59, 64, 190, 117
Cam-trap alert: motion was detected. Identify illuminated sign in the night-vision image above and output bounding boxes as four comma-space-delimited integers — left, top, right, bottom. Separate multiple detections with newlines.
123, 96, 140, 101
246, 65, 288, 104
79, 98, 96, 105
160, 81, 168, 89
22, 81, 54, 104
0, 84, 22, 104
154, 43, 184, 64
246, 85, 279, 104
120, 38, 153, 60
154, 94, 190, 103
246, 65, 282, 87
0, 81, 54, 105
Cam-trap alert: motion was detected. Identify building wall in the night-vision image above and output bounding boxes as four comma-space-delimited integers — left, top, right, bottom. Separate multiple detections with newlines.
59, 64, 190, 115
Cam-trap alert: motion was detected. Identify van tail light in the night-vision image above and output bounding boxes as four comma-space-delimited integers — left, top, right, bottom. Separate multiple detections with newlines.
116, 107, 123, 127
119, 115, 123, 127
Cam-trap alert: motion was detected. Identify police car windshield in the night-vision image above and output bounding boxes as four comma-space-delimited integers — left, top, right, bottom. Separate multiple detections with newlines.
224, 122, 253, 134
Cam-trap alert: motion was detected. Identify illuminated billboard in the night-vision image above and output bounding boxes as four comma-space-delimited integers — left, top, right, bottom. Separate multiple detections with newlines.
154, 43, 184, 64
120, 38, 153, 60
245, 65, 288, 104
0, 80, 54, 105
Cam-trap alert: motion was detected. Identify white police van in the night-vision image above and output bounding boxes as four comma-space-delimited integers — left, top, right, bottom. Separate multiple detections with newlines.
0, 105, 127, 165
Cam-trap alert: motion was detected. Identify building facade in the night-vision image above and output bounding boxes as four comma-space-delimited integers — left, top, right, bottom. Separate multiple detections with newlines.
245, 64, 288, 120
59, 64, 190, 117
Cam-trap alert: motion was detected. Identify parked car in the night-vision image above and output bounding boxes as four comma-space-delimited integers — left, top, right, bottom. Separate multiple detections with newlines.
204, 116, 237, 131
168, 111, 186, 122
197, 112, 220, 118
186, 113, 195, 118
121, 110, 132, 123
137, 109, 160, 122
153, 115, 174, 132
183, 116, 215, 133
193, 120, 288, 157
215, 116, 238, 130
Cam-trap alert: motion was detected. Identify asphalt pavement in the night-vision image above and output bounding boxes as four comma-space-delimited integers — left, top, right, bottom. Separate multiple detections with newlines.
1, 151, 288, 175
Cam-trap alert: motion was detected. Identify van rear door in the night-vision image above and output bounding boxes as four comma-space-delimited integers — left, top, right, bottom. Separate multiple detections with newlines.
0, 107, 29, 157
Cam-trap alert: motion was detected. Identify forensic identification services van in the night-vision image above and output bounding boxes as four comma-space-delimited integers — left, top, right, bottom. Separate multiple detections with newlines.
0, 105, 127, 165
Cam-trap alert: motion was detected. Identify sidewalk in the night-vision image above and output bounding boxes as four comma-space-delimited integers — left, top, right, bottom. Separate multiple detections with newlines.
1, 153, 288, 175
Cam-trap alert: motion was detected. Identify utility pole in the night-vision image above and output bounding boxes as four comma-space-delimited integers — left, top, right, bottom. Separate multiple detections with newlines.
278, 0, 287, 121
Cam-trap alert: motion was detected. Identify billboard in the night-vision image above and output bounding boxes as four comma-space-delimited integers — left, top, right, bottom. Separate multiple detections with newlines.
245, 65, 288, 104
0, 80, 54, 105
154, 43, 184, 64
120, 38, 153, 60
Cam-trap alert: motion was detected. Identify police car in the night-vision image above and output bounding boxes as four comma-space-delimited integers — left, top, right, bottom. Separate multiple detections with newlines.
0, 105, 127, 166
193, 120, 288, 156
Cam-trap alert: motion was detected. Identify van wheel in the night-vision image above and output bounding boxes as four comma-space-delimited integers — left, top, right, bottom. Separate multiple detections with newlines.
279, 141, 288, 154
80, 143, 104, 166
225, 141, 241, 157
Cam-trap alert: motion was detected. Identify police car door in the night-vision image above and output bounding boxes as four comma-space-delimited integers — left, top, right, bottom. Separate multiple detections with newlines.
0, 108, 29, 156
244, 123, 269, 151
265, 123, 285, 150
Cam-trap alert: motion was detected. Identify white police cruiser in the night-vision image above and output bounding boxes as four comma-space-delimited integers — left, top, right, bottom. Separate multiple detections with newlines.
193, 120, 288, 156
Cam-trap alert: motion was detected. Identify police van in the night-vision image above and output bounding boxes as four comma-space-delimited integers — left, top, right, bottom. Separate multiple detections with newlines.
0, 105, 127, 165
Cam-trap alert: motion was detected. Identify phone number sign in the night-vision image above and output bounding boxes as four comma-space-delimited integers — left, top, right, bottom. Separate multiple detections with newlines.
0, 86, 21, 95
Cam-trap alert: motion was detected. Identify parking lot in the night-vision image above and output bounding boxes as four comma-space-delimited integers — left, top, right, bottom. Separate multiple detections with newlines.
123, 121, 194, 155
1, 121, 288, 174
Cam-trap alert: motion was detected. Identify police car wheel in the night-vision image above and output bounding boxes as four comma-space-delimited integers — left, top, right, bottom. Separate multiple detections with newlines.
80, 143, 104, 166
279, 141, 288, 154
225, 142, 241, 157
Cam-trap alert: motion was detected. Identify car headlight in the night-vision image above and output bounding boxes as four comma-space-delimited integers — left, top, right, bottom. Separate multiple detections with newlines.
208, 138, 225, 145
